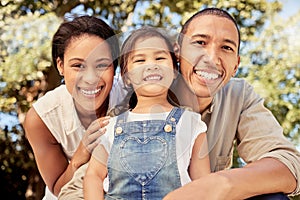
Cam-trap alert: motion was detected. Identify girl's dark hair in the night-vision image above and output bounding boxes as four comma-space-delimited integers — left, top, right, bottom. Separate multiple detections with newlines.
178, 7, 240, 54
112, 26, 179, 114
52, 15, 120, 71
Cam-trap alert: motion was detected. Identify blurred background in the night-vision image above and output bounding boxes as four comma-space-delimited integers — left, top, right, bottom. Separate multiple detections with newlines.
0, 0, 299, 199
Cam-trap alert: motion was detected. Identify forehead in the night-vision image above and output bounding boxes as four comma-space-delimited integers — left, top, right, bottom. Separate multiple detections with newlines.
185, 15, 239, 43
65, 35, 112, 58
133, 37, 169, 52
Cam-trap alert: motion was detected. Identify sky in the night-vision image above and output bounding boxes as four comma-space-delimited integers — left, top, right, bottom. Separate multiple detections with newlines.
279, 0, 300, 17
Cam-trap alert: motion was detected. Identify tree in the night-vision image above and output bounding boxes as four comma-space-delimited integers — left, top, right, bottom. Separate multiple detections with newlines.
3, 0, 298, 199
241, 11, 300, 144
0, 9, 61, 199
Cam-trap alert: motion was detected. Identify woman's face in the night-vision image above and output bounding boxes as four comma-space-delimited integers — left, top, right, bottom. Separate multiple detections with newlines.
57, 34, 114, 113
126, 36, 174, 99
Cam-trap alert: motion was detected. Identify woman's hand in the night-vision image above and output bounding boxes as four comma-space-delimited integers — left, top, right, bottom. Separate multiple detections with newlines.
82, 116, 110, 153
71, 116, 110, 169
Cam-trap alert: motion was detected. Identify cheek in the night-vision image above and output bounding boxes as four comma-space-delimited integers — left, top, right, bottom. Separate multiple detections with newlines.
222, 57, 238, 72
63, 71, 80, 85
102, 69, 115, 87
179, 58, 193, 76
180, 50, 203, 71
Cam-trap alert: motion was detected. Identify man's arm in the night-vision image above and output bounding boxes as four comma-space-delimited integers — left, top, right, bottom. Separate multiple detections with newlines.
164, 157, 296, 200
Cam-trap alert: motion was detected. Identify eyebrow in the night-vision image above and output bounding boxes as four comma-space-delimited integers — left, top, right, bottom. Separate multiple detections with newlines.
191, 34, 237, 48
154, 50, 169, 55
131, 49, 169, 59
68, 57, 112, 63
223, 39, 237, 48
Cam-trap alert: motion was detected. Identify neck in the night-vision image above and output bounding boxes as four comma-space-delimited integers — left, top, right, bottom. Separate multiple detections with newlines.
132, 96, 173, 114
196, 96, 213, 114
170, 76, 213, 114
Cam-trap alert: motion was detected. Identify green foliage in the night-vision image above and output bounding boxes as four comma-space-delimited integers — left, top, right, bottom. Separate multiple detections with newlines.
0, 12, 61, 113
241, 12, 300, 145
1, 0, 299, 199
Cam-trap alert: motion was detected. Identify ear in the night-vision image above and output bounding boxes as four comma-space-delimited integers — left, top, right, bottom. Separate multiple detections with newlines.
173, 42, 180, 62
56, 57, 64, 76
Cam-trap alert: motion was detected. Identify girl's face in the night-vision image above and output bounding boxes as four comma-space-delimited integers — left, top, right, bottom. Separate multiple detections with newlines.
126, 36, 174, 98
57, 34, 114, 113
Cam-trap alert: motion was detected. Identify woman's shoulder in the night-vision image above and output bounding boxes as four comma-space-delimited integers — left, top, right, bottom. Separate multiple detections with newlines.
33, 85, 72, 115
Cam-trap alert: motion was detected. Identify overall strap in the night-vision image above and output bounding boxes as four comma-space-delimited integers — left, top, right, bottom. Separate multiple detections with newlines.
115, 110, 129, 124
165, 107, 185, 125
113, 111, 129, 135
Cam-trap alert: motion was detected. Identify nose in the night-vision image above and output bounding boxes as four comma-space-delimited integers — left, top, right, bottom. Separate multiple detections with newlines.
203, 45, 220, 66
146, 64, 160, 71
82, 68, 99, 84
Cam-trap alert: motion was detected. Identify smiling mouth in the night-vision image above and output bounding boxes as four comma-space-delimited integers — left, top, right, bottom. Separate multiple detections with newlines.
143, 74, 163, 81
80, 86, 103, 95
194, 69, 222, 80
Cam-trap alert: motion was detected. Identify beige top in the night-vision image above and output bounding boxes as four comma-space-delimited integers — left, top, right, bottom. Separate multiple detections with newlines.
202, 78, 300, 195
34, 85, 86, 160
34, 85, 86, 200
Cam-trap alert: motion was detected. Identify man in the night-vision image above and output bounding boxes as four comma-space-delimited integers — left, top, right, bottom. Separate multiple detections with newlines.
164, 8, 300, 199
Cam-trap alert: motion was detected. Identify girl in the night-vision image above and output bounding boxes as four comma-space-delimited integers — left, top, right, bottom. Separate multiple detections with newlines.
83, 26, 210, 200
23, 16, 119, 199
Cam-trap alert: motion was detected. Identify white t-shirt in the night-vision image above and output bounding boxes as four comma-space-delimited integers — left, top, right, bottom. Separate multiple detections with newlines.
93, 109, 207, 187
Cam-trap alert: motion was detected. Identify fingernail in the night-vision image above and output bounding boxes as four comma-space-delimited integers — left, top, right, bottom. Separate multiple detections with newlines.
98, 127, 105, 132
103, 119, 110, 124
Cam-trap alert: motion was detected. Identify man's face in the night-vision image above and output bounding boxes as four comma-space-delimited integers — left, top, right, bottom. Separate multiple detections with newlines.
178, 15, 240, 98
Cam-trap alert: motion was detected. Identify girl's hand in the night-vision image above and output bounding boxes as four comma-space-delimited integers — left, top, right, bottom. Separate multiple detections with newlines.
82, 116, 110, 153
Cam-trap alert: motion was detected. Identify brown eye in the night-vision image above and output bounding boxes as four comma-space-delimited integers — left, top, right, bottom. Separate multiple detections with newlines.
222, 46, 234, 52
193, 40, 206, 45
133, 59, 145, 63
72, 63, 84, 68
96, 63, 110, 69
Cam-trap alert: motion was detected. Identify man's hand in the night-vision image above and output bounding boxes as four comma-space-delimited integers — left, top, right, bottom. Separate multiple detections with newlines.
163, 173, 233, 200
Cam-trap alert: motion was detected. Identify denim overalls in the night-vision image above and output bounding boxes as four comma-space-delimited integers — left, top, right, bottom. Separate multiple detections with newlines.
105, 107, 184, 200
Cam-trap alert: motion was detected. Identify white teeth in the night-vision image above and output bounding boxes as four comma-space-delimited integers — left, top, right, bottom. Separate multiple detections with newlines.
144, 75, 162, 81
81, 88, 101, 95
195, 71, 219, 80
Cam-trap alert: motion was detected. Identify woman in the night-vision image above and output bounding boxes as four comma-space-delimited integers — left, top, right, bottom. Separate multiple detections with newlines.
23, 15, 119, 199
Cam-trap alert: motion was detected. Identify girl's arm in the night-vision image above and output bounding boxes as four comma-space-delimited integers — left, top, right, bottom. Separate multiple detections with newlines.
188, 132, 211, 180
84, 145, 108, 200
